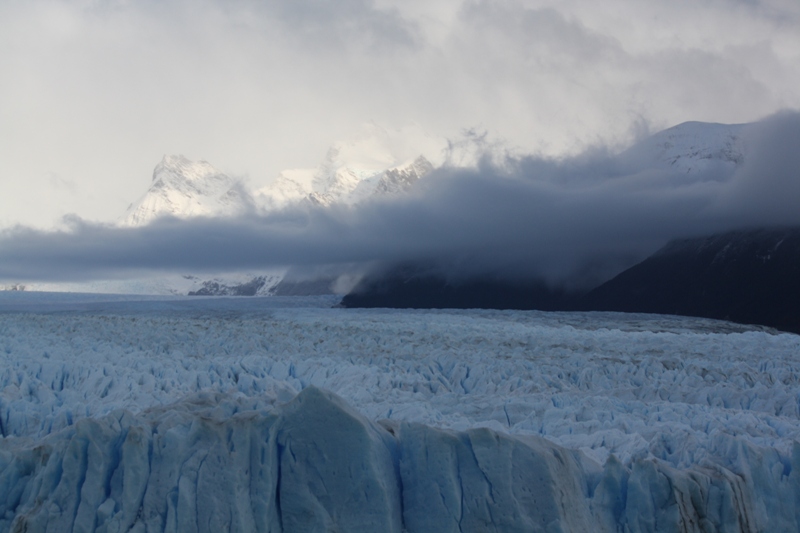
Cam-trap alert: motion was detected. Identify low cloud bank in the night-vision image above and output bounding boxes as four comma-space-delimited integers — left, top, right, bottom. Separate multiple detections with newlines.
2, 112, 799, 287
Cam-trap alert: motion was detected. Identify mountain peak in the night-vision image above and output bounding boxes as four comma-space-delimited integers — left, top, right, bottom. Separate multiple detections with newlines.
258, 128, 441, 210
152, 154, 223, 184
121, 155, 249, 227
620, 121, 747, 175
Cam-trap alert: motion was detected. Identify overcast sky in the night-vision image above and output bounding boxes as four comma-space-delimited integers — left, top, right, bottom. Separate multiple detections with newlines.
2, 110, 799, 287
2, 0, 800, 229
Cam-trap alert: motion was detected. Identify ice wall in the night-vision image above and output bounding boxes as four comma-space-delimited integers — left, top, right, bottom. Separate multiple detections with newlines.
2, 387, 799, 533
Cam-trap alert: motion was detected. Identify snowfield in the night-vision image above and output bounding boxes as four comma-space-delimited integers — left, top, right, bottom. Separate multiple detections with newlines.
1, 293, 800, 532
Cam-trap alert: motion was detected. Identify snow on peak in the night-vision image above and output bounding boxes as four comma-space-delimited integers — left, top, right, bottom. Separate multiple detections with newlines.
374, 155, 435, 196
150, 154, 227, 185
120, 155, 250, 227
306, 154, 435, 207
258, 127, 440, 209
620, 121, 747, 175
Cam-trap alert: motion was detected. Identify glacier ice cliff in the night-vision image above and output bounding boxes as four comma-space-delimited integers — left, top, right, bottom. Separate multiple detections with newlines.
2, 386, 800, 533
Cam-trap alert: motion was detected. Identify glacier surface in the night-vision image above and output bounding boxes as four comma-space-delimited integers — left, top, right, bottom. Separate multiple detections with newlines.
1, 293, 799, 531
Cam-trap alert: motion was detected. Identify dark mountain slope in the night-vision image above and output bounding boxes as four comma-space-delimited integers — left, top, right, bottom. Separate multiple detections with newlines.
342, 228, 800, 334
341, 268, 579, 311
584, 227, 800, 333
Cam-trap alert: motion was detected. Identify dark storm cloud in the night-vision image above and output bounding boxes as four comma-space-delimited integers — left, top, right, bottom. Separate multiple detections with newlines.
2, 113, 799, 287
716, 111, 800, 225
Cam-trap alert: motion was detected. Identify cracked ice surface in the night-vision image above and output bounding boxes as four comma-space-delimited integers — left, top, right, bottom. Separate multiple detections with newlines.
0, 293, 798, 468
1, 292, 800, 531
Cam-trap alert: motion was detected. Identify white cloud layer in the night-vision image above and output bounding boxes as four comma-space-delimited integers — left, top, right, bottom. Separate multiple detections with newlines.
1, 0, 799, 228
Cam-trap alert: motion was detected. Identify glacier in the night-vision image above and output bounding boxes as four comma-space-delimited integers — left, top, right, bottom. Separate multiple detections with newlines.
1, 293, 800, 531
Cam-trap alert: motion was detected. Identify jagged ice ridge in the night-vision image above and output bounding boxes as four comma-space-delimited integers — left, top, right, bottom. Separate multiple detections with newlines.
1, 294, 800, 531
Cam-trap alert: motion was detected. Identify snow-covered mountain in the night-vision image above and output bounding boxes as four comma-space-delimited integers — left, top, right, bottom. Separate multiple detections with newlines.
258, 140, 434, 210
619, 121, 746, 176
7, 120, 759, 297
125, 122, 747, 228
124, 140, 434, 227
342, 121, 775, 319
121, 155, 252, 227
307, 154, 434, 207
91, 139, 432, 295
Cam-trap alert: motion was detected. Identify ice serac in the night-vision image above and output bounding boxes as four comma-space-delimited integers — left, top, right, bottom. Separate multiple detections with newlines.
273, 386, 401, 533
2, 392, 283, 533
399, 422, 593, 532
3, 387, 800, 532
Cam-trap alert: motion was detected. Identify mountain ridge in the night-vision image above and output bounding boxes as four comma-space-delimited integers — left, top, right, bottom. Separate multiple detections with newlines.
121, 155, 251, 227
342, 226, 800, 334
583, 226, 800, 333
618, 121, 746, 175
9, 120, 770, 301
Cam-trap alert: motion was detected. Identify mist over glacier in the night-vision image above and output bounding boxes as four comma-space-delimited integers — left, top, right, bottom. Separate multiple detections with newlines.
2, 112, 800, 289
